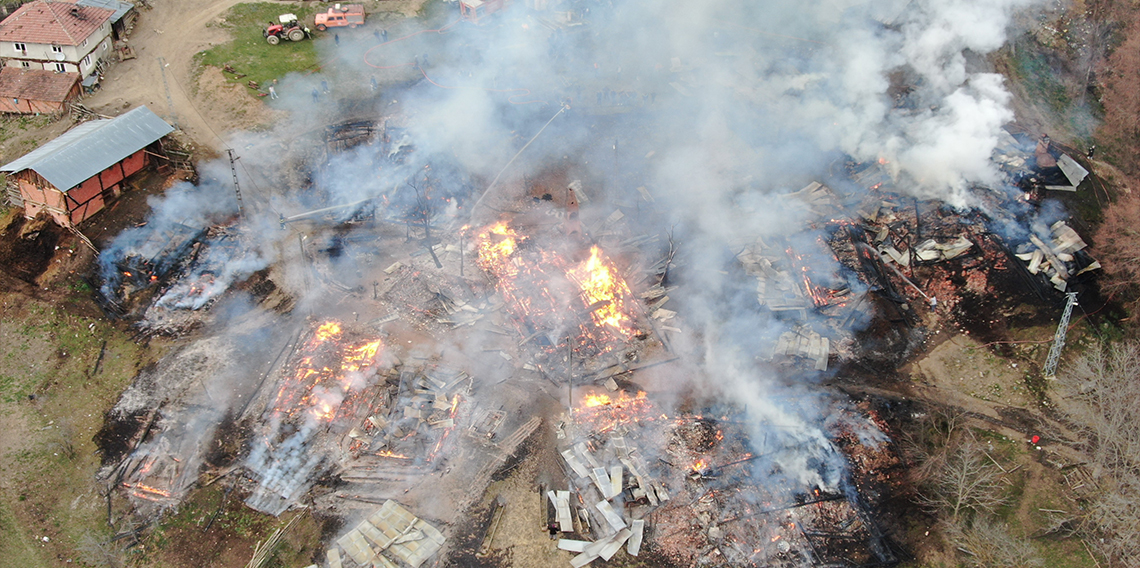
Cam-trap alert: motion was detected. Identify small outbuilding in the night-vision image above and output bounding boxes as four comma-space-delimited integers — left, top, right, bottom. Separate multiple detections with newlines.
1, 105, 174, 227
0, 67, 80, 113
70, 0, 137, 41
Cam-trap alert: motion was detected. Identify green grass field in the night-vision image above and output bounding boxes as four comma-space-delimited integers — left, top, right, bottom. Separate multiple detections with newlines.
195, 3, 325, 90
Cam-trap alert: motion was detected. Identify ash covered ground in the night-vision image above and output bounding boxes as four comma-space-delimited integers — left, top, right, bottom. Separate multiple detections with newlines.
84, 0, 1108, 566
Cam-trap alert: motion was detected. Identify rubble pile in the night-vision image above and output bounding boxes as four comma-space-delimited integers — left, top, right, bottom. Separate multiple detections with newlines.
329, 499, 446, 568
546, 390, 898, 567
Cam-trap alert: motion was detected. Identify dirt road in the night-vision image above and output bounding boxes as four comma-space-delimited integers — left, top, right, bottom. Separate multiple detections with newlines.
84, 0, 264, 152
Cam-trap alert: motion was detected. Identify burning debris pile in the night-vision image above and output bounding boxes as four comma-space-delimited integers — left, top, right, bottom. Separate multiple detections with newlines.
548, 389, 897, 567
728, 132, 1103, 374
245, 321, 388, 515
94, 179, 269, 334
475, 220, 665, 379
242, 320, 473, 515
97, 222, 206, 314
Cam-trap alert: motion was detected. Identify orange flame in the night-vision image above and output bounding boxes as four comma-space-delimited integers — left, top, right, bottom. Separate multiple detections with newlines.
271, 321, 384, 424
375, 450, 411, 460
123, 482, 173, 499
315, 321, 342, 342
583, 393, 612, 407
575, 391, 654, 432
476, 222, 640, 354
477, 222, 520, 274
567, 246, 635, 337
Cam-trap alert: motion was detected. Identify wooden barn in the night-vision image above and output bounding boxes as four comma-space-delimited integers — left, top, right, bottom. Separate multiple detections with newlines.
1, 105, 173, 227
0, 67, 80, 114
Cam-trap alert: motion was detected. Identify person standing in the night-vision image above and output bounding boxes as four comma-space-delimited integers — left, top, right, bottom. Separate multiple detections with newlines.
268, 85, 278, 99
334, 34, 340, 46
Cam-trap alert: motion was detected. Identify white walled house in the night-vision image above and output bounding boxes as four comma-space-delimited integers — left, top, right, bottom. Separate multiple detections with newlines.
0, 1, 114, 79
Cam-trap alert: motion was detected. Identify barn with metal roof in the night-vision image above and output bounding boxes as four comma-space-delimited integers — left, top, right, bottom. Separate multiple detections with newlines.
1, 105, 174, 227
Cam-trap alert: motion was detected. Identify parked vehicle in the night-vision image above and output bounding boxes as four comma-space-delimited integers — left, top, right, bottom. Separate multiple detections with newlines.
315, 4, 365, 31
264, 13, 310, 44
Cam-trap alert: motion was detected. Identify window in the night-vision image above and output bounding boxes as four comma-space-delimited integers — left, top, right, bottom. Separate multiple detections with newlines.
82, 54, 91, 67
54, 62, 66, 72
13, 42, 25, 52
51, 45, 62, 53
20, 61, 29, 68
81, 38, 88, 48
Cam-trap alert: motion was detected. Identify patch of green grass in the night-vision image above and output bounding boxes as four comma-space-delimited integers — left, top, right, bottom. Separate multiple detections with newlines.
195, 3, 324, 91
1037, 538, 1097, 568
0, 114, 56, 146
0, 497, 41, 567
1009, 42, 1072, 116
0, 295, 150, 568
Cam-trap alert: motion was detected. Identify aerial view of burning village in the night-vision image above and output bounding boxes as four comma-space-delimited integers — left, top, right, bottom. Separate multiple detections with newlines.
4, 0, 1140, 567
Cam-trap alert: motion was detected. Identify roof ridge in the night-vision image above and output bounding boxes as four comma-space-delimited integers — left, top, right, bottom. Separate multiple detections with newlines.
47, 1, 78, 44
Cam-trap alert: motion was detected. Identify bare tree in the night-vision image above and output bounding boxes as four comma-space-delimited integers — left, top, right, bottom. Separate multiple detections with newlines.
917, 436, 1007, 521
906, 408, 1046, 565
1059, 340, 1140, 564
76, 533, 124, 568
945, 518, 1044, 568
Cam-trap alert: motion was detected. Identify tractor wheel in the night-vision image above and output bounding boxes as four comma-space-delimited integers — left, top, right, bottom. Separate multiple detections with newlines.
288, 29, 305, 41
266, 34, 280, 45
316, 24, 327, 31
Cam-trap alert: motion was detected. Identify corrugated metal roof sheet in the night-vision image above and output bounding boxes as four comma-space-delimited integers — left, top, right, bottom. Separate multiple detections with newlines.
72, 0, 133, 23
1, 105, 173, 191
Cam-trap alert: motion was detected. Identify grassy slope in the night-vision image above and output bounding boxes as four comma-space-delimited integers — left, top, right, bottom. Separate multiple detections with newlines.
0, 292, 150, 566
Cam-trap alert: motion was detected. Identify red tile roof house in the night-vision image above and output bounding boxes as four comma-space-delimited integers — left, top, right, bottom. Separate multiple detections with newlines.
0, 66, 80, 113
0, 0, 114, 79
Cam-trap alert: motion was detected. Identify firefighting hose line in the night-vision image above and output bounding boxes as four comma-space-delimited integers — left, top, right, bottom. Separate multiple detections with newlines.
362, 21, 544, 105
415, 67, 545, 105
362, 20, 460, 69
470, 104, 568, 214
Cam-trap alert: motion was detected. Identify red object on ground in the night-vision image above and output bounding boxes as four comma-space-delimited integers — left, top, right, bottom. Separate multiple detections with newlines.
1031, 435, 1040, 444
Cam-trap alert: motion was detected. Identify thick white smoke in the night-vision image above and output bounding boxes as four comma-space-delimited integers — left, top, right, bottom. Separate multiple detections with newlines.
107, 0, 1048, 520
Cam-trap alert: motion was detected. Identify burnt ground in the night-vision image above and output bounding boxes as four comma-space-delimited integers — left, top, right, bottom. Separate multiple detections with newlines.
130, 484, 326, 568
93, 408, 153, 466
0, 212, 62, 283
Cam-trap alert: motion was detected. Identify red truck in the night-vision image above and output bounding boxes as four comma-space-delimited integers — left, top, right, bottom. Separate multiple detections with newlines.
315, 3, 365, 31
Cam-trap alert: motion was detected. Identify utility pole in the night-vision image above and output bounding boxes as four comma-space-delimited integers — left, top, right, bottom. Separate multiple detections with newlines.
1043, 292, 1079, 379
226, 149, 245, 218
156, 57, 178, 129
567, 334, 573, 418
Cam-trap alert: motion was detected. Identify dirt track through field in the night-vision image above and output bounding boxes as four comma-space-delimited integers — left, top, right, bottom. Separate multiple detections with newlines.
84, 0, 254, 151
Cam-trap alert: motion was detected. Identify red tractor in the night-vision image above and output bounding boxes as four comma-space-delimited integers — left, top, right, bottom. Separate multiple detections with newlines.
264, 13, 310, 45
